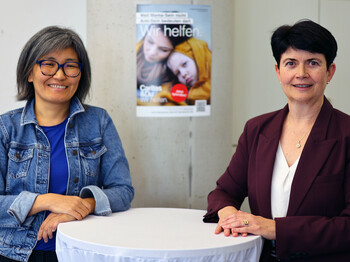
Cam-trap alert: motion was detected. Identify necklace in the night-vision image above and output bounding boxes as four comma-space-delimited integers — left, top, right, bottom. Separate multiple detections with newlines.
296, 139, 303, 149
292, 130, 309, 149
287, 108, 319, 149
287, 112, 316, 149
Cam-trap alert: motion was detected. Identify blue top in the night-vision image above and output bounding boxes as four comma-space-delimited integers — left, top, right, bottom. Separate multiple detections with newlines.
0, 97, 134, 261
35, 117, 69, 251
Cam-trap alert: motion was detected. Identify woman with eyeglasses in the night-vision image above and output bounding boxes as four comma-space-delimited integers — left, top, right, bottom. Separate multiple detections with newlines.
0, 26, 134, 262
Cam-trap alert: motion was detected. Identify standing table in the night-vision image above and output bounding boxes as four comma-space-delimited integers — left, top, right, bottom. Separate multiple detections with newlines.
56, 208, 263, 262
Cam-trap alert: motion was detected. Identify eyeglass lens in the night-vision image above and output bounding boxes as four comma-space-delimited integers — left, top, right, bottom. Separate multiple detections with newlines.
39, 60, 81, 77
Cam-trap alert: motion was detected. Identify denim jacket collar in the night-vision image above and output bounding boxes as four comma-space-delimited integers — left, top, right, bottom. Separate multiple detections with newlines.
20, 96, 85, 126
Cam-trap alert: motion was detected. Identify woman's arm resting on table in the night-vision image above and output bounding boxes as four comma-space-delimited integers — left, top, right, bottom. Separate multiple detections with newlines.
220, 210, 276, 240
28, 194, 95, 220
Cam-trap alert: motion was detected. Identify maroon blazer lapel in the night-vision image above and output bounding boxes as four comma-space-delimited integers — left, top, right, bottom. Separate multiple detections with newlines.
255, 133, 279, 218
287, 139, 337, 215
255, 106, 288, 219
287, 98, 337, 216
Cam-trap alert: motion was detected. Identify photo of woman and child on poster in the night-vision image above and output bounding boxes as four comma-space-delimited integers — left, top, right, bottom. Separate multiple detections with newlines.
136, 4, 211, 117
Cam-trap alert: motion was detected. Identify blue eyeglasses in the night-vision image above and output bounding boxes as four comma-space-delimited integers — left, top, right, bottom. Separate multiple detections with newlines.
36, 60, 83, 78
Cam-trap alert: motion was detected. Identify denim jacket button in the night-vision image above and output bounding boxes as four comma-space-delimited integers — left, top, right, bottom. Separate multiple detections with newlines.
72, 150, 78, 156
91, 150, 96, 155
74, 178, 79, 183
15, 152, 20, 159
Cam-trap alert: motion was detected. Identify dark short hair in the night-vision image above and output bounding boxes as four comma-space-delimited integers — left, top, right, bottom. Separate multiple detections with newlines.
16, 26, 91, 102
271, 19, 337, 69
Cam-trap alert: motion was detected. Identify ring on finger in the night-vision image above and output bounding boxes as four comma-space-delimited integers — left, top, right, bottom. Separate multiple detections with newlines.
243, 220, 249, 226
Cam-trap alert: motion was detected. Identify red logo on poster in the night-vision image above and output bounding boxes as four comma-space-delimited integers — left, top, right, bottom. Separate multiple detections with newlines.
170, 84, 188, 103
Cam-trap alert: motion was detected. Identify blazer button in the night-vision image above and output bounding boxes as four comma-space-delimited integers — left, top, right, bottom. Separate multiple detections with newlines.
72, 150, 78, 156
74, 178, 79, 183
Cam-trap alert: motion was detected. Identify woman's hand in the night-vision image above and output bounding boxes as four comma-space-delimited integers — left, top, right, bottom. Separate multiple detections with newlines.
37, 213, 76, 243
220, 210, 276, 240
47, 195, 92, 219
215, 206, 247, 237
29, 194, 95, 220
33, 196, 96, 243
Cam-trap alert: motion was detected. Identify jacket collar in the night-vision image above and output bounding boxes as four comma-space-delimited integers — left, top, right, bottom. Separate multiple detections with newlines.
288, 97, 336, 215
20, 96, 85, 126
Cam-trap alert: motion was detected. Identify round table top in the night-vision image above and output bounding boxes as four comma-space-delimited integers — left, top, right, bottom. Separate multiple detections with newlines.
57, 207, 263, 259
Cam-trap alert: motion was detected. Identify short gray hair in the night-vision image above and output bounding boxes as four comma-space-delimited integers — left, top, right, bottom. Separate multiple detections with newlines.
16, 26, 91, 102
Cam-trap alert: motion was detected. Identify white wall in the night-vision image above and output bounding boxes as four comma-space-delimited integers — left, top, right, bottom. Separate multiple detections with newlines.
321, 0, 350, 113
1, 0, 350, 211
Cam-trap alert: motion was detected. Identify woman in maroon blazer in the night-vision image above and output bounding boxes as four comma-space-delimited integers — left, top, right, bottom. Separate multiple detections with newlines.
204, 20, 350, 261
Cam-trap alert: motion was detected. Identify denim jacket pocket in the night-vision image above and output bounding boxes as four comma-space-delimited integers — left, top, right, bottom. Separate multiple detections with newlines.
8, 147, 34, 179
79, 140, 107, 179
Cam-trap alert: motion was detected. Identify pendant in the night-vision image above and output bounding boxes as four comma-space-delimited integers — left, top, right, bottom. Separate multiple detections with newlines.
296, 141, 301, 148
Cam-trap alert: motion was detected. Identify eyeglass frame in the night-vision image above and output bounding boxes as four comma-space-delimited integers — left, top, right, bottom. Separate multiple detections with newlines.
36, 60, 83, 78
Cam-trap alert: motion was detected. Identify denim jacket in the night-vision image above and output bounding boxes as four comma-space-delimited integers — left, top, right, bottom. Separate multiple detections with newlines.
0, 97, 134, 261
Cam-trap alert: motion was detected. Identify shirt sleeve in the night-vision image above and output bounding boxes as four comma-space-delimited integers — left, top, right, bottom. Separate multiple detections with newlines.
80, 185, 112, 216
7, 191, 38, 226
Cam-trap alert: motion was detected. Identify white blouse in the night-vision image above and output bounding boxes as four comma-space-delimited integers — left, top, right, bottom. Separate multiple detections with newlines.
271, 143, 300, 219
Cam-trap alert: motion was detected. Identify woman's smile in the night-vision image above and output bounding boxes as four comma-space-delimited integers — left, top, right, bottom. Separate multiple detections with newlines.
28, 46, 81, 107
48, 84, 68, 89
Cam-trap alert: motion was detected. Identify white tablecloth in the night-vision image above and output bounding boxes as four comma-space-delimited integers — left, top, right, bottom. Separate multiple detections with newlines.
56, 208, 263, 262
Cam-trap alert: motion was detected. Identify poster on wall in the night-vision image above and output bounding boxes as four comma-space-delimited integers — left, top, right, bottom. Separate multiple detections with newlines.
136, 4, 211, 117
